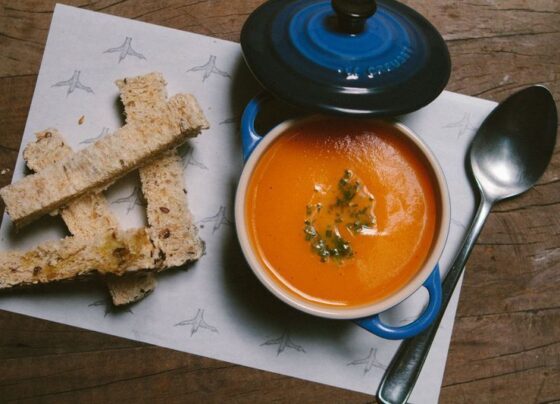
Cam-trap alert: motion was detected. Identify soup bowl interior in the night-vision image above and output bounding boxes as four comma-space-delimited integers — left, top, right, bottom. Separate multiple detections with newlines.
235, 116, 450, 320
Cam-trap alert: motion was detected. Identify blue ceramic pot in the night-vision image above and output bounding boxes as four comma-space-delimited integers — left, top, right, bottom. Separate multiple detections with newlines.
234, 93, 451, 340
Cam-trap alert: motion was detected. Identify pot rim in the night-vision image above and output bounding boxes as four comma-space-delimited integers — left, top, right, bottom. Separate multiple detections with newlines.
234, 115, 451, 319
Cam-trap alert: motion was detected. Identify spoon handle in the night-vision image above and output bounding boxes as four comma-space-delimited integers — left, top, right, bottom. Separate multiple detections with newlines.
377, 197, 493, 404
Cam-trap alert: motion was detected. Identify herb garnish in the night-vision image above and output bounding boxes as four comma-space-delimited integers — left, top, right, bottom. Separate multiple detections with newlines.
304, 170, 376, 263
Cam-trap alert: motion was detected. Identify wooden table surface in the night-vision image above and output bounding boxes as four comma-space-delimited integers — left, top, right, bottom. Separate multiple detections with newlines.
1, 1, 559, 402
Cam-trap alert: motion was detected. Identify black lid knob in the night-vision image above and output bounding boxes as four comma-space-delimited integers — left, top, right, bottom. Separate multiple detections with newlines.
332, 0, 377, 34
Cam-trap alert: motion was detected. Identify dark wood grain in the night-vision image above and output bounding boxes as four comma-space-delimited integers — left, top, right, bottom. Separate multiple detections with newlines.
0, 0, 559, 403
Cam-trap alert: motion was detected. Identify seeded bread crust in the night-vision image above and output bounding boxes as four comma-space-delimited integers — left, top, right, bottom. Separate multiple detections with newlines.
0, 72, 208, 300
117, 73, 204, 267
139, 151, 204, 267
0, 73, 208, 228
23, 130, 120, 237
23, 129, 157, 305
106, 272, 157, 304
0, 228, 157, 289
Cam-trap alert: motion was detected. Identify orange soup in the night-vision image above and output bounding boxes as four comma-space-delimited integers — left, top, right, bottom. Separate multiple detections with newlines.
245, 118, 439, 308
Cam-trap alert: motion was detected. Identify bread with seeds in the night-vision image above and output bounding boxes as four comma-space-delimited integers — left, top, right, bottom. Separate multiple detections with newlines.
23, 129, 157, 305
0, 73, 209, 228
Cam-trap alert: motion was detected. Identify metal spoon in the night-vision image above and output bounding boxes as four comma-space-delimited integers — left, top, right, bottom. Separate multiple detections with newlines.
377, 86, 558, 404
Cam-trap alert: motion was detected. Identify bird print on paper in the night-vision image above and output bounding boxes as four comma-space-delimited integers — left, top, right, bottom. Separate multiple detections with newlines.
199, 206, 232, 233
442, 113, 478, 138
219, 115, 240, 125
112, 186, 146, 214
219, 115, 241, 129
451, 217, 467, 230
261, 331, 306, 356
104, 37, 146, 63
347, 348, 387, 374
88, 298, 133, 317
52, 70, 94, 96
174, 309, 219, 336
178, 144, 208, 171
187, 55, 231, 81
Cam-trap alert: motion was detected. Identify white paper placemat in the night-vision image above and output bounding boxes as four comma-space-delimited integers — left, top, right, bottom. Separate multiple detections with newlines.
0, 5, 497, 402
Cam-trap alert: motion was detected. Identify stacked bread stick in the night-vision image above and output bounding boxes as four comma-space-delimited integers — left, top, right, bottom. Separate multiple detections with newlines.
0, 72, 209, 305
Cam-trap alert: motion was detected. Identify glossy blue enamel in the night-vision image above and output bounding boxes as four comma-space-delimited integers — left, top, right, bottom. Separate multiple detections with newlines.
241, 93, 443, 340
241, 0, 450, 116
354, 265, 442, 340
241, 92, 270, 161
285, 2, 423, 87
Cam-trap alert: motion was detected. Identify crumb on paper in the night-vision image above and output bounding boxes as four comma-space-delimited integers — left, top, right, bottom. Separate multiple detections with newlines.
1, 168, 11, 175
78, 115, 85, 125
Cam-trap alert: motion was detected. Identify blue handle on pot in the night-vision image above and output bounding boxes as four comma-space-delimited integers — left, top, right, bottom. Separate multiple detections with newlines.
354, 265, 442, 340
241, 93, 443, 340
241, 92, 272, 161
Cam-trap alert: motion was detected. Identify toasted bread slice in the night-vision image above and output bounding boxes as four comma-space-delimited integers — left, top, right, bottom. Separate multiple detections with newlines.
0, 72, 209, 228
0, 228, 157, 289
139, 151, 204, 267
117, 73, 204, 267
23, 129, 157, 305
23, 130, 120, 237
105, 273, 157, 305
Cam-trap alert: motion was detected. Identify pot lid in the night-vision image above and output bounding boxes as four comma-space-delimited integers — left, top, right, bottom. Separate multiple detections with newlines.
241, 0, 451, 117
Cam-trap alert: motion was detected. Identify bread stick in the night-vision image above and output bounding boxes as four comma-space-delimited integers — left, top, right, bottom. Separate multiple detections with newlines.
23, 129, 157, 305
117, 73, 205, 267
0, 228, 156, 289
0, 73, 208, 228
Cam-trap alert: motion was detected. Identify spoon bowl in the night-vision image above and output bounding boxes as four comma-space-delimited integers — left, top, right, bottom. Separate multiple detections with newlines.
471, 86, 557, 202
377, 85, 557, 404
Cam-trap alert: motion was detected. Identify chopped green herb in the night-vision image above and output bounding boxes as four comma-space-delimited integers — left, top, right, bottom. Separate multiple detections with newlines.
304, 170, 376, 264
304, 224, 317, 240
